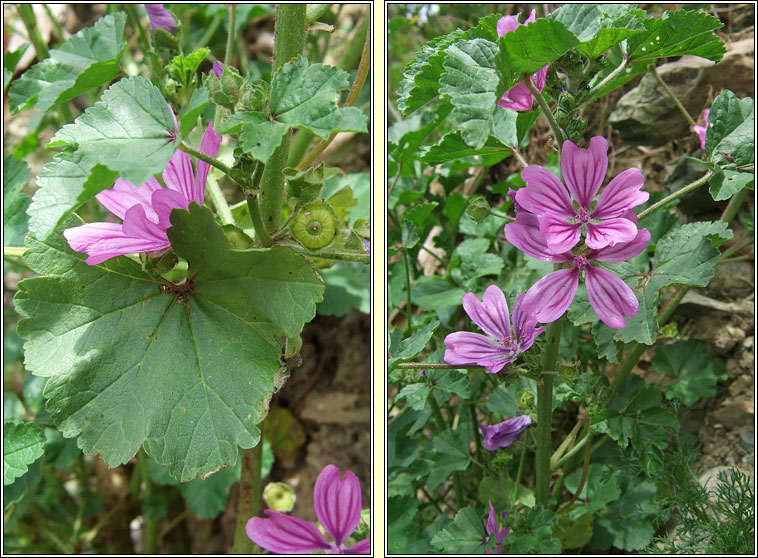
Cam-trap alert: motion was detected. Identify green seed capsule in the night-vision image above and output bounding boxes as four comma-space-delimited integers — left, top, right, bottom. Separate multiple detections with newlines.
292, 203, 337, 249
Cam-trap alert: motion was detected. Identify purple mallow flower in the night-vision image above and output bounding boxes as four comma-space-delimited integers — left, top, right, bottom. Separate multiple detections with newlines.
145, 4, 177, 34
513, 136, 649, 254
693, 109, 711, 151
444, 285, 544, 374
497, 10, 548, 112
64, 122, 222, 265
212, 61, 224, 80
246, 464, 370, 555
481, 415, 531, 451
485, 500, 510, 554
505, 211, 651, 329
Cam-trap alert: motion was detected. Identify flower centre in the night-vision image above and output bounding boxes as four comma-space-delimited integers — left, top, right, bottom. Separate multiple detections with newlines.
572, 254, 589, 271
574, 206, 591, 225
499, 336, 521, 353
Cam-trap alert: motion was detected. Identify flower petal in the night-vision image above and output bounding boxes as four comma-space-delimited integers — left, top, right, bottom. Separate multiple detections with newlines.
63, 222, 169, 265
195, 123, 222, 205
122, 205, 169, 243
462, 285, 512, 341
522, 268, 579, 323
504, 214, 573, 263
538, 213, 581, 253
590, 228, 651, 262
212, 61, 224, 80
152, 188, 189, 229
561, 136, 608, 207
444, 332, 512, 374
585, 265, 638, 329
350, 539, 371, 554
498, 82, 534, 112
516, 166, 574, 216
480, 415, 531, 450
511, 294, 545, 352
162, 149, 195, 204
96, 178, 162, 221
145, 4, 177, 34
585, 217, 638, 250
246, 510, 330, 554
592, 168, 648, 219
314, 465, 362, 546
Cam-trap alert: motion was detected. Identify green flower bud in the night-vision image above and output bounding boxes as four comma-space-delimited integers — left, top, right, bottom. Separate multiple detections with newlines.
553, 107, 571, 128
263, 481, 296, 512
153, 28, 179, 52
466, 195, 490, 223
566, 118, 587, 141
517, 389, 535, 411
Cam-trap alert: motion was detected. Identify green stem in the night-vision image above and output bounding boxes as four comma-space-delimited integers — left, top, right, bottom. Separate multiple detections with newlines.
535, 314, 564, 508
403, 251, 413, 336
428, 395, 447, 431
550, 419, 583, 469
297, 17, 370, 170
552, 423, 590, 471
586, 49, 628, 99
651, 64, 696, 128
557, 431, 592, 515
42, 4, 66, 43
178, 142, 234, 178
470, 404, 483, 471
524, 77, 565, 145
489, 208, 515, 223
306, 4, 333, 23
137, 448, 158, 554
232, 444, 263, 554
720, 188, 750, 224
247, 194, 273, 247
17, 4, 49, 60
513, 441, 528, 504
394, 362, 483, 370
215, 5, 236, 126
4, 246, 27, 258
259, 5, 307, 233
198, 13, 223, 48
274, 242, 370, 263
638, 171, 713, 221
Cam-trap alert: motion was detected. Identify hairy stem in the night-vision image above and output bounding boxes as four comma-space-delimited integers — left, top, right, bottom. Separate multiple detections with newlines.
259, 5, 307, 233
232, 444, 263, 554
586, 49, 627, 99
524, 77, 565, 145
274, 242, 370, 263
651, 64, 696, 127
394, 362, 484, 370
214, 5, 236, 126
638, 171, 713, 221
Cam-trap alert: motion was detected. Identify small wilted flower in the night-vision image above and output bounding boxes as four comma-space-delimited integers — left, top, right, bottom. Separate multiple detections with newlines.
480, 415, 531, 450
145, 4, 177, 34
486, 500, 510, 554
497, 10, 548, 112
693, 109, 711, 151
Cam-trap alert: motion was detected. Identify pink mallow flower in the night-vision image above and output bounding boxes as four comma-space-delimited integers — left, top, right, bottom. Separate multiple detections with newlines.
497, 10, 548, 112
486, 501, 510, 554
212, 61, 224, 79
692, 108, 711, 150
513, 136, 649, 254
145, 4, 177, 34
480, 415, 531, 451
64, 123, 222, 265
505, 211, 651, 329
444, 285, 544, 374
246, 464, 370, 554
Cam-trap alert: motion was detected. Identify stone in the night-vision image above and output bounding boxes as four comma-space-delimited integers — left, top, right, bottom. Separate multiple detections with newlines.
705, 261, 755, 300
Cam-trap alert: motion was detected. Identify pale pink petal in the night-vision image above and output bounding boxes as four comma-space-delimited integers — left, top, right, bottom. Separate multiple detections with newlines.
122, 205, 168, 243
522, 268, 579, 323
194, 123, 222, 205
504, 214, 573, 263
162, 149, 195, 203
95, 178, 162, 221
538, 213, 581, 254
534, 65, 548, 90
444, 332, 512, 373
523, 8, 537, 24
592, 168, 648, 219
511, 293, 544, 351
498, 82, 534, 112
561, 136, 608, 207
462, 286, 511, 341
63, 222, 169, 266
246, 511, 330, 554
585, 217, 638, 250
693, 124, 707, 150
589, 228, 651, 263
516, 166, 574, 216
351, 539, 371, 554
151, 188, 189, 229
585, 265, 638, 329
314, 465, 362, 545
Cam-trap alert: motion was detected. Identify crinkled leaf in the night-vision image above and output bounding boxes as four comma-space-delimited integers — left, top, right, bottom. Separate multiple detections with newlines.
625, 9, 725, 63
495, 18, 579, 90
451, 238, 504, 285
389, 495, 428, 554
439, 39, 500, 149
421, 131, 511, 166
178, 87, 210, 138
550, 4, 647, 59
4, 458, 41, 510
590, 481, 658, 551
388, 320, 440, 371
426, 422, 472, 490
14, 205, 323, 481
3, 43, 28, 90
166, 48, 209, 84
411, 276, 466, 311
705, 90, 754, 164
430, 507, 486, 554
613, 221, 733, 345
389, 105, 453, 163
4, 422, 46, 485
8, 13, 127, 113
222, 111, 289, 163
708, 169, 754, 202
3, 155, 31, 246
652, 339, 726, 405
506, 506, 561, 554
28, 76, 178, 240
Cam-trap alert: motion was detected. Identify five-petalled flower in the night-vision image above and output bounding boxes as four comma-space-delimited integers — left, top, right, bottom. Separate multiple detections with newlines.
480, 415, 531, 451
64, 122, 222, 265
246, 464, 370, 554
497, 9, 548, 112
444, 285, 544, 373
512, 136, 649, 254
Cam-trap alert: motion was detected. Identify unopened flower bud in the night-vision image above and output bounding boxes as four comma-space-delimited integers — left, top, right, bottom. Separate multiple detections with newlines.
517, 389, 534, 410
466, 195, 490, 223
263, 481, 296, 512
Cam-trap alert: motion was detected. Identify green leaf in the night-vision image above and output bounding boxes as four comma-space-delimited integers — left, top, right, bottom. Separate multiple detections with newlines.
4, 422, 46, 485
410, 276, 465, 311
652, 339, 726, 405
495, 18, 580, 90
426, 422, 472, 490
450, 238, 504, 285
550, 5, 646, 59
178, 87, 210, 139
9, 13, 127, 113
709, 169, 754, 202
614, 221, 733, 345
389, 495, 428, 554
420, 131, 511, 166
485, 384, 520, 417
388, 320, 440, 372
625, 10, 725, 63
28, 76, 178, 240
3, 43, 28, 90
591, 481, 658, 551
3, 155, 31, 247
554, 512, 594, 550
389, 105, 453, 163
15, 205, 324, 481
705, 90, 754, 164
506, 506, 561, 554
166, 48, 210, 84
179, 460, 241, 519
318, 262, 370, 316
564, 463, 621, 514
223, 111, 289, 163
430, 507, 486, 554
439, 39, 500, 149
396, 383, 432, 411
